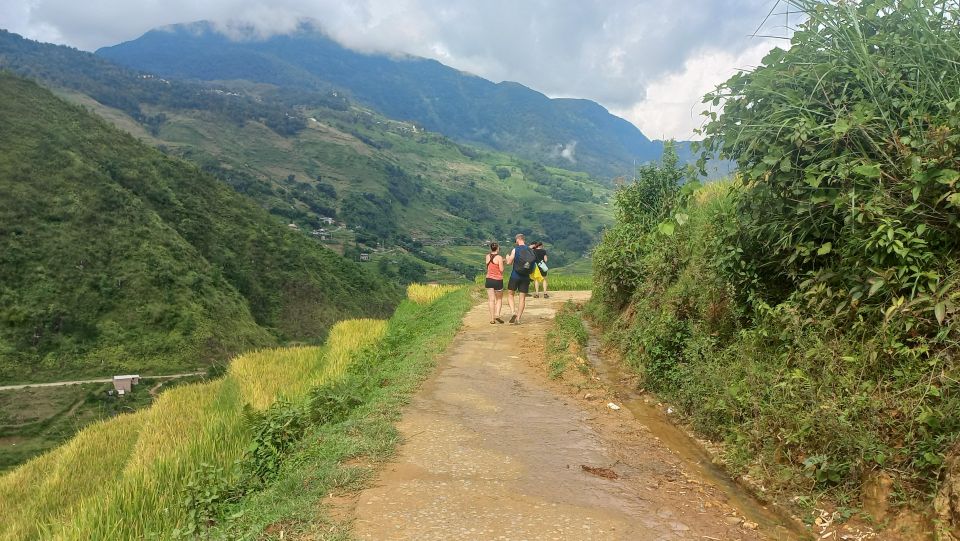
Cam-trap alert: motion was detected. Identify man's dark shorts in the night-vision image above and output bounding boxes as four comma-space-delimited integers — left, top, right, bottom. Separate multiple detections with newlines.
508, 274, 530, 294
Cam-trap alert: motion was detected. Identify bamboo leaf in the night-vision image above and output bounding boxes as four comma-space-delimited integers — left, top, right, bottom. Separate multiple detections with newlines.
854, 164, 881, 179
935, 302, 946, 325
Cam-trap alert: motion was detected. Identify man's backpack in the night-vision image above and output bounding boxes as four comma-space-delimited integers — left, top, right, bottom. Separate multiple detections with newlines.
515, 245, 537, 275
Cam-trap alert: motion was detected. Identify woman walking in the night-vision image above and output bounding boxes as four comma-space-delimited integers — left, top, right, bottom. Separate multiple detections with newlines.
485, 242, 505, 324
532, 242, 549, 299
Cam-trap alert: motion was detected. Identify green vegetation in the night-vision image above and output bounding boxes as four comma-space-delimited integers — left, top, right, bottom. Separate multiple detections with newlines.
215, 287, 471, 538
545, 301, 589, 380
550, 257, 593, 276
591, 1, 960, 523
0, 74, 398, 384
0, 286, 470, 539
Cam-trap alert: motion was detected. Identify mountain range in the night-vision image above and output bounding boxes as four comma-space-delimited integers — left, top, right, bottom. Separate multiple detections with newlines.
0, 29, 614, 269
96, 21, 670, 179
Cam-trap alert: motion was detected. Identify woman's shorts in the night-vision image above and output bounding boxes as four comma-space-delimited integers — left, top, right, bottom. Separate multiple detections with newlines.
485, 277, 504, 291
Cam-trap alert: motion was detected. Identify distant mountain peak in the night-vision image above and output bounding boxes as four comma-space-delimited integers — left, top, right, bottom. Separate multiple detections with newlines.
98, 21, 672, 178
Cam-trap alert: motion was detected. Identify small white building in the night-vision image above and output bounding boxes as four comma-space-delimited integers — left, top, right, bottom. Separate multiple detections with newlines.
113, 374, 140, 394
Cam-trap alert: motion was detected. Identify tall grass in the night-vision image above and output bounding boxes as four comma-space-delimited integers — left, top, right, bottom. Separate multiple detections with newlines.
0, 412, 144, 540
0, 317, 388, 540
217, 289, 474, 537
229, 319, 386, 410
318, 319, 388, 379
406, 283, 462, 304
230, 346, 324, 410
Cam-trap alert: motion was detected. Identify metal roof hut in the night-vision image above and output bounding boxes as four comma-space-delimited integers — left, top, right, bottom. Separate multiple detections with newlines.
112, 374, 140, 395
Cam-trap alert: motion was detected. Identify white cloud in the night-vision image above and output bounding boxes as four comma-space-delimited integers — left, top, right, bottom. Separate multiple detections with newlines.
614, 40, 779, 140
558, 141, 577, 164
2, 0, 789, 140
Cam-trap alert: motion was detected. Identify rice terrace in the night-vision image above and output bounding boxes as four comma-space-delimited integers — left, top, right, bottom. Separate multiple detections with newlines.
1, 0, 960, 539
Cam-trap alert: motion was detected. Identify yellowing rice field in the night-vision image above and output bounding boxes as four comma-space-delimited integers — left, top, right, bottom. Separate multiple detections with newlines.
0, 316, 388, 540
319, 319, 388, 380
0, 411, 144, 541
407, 283, 463, 304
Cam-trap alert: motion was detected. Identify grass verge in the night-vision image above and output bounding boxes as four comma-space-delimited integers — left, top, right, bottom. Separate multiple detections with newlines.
590, 178, 958, 529
197, 286, 472, 539
545, 300, 589, 380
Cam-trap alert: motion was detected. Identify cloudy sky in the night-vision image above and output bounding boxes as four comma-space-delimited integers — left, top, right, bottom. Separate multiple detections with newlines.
1, 0, 795, 139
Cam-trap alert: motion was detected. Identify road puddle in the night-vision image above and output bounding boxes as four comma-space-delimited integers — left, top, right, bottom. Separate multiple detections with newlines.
585, 333, 810, 540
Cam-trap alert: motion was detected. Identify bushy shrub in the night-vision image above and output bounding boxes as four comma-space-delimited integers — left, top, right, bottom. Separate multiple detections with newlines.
699, 0, 960, 336
593, 142, 696, 307
591, 2, 960, 514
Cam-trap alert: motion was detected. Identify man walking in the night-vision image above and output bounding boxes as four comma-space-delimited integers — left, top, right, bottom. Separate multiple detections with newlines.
505, 233, 535, 324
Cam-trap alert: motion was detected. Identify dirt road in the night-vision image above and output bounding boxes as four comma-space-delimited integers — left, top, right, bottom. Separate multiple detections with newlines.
349, 291, 798, 540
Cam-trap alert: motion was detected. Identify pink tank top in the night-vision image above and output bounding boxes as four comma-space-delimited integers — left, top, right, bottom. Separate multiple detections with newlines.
486, 255, 503, 280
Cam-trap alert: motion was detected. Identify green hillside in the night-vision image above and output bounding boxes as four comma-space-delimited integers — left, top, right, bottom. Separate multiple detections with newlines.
150, 98, 612, 265
0, 74, 398, 383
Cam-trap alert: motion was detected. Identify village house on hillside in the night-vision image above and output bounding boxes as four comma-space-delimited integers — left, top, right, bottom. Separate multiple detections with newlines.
112, 374, 140, 395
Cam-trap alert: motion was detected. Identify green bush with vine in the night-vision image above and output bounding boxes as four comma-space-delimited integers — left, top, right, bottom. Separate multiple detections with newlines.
591, 0, 960, 517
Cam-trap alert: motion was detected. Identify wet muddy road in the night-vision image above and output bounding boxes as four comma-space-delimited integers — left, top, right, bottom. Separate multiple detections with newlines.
351, 291, 802, 540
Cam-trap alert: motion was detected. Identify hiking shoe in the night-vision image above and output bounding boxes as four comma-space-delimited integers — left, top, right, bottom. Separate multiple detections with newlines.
544, 293, 550, 299
495, 317, 504, 324
509, 314, 517, 323
533, 294, 540, 298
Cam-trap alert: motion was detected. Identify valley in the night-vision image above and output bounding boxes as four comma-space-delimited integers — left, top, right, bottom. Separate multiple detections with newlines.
0, 30, 609, 473
3, 2, 958, 539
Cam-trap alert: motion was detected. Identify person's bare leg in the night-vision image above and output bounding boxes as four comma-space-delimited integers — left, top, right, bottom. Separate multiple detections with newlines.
495, 290, 503, 317
486, 288, 496, 322
507, 289, 516, 315
543, 277, 548, 297
517, 292, 527, 322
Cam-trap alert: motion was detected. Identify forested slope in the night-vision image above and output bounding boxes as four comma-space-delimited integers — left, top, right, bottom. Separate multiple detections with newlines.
0, 74, 398, 382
